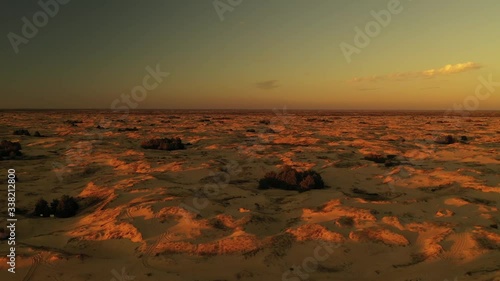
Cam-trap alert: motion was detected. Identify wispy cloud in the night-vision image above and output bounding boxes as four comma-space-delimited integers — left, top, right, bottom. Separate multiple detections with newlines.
255, 80, 279, 90
348, 62, 482, 83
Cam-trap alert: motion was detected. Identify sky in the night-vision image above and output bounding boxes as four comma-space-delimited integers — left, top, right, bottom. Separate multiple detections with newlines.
1, 0, 499, 110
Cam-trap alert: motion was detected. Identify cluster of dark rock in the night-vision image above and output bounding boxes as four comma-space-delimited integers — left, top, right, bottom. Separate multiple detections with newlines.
140, 137, 186, 151
117, 127, 139, 132
13, 129, 30, 136
246, 128, 275, 133
434, 135, 455, 144
34, 195, 79, 218
13, 129, 44, 137
259, 166, 325, 191
434, 135, 468, 144
363, 154, 401, 167
95, 125, 140, 132
259, 119, 271, 125
64, 120, 83, 126
306, 118, 330, 123
350, 187, 399, 201
0, 140, 22, 160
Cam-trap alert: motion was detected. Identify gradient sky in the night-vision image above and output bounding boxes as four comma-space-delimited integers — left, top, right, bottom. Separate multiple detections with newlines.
1, 0, 499, 110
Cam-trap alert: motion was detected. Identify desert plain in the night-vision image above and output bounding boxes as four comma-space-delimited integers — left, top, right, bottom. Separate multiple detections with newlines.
0, 110, 498, 281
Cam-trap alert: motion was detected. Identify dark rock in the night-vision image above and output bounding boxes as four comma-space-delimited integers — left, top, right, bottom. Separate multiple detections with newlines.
364, 153, 402, 167
13, 129, 30, 136
0, 140, 22, 159
96, 125, 105, 129
264, 128, 275, 134
337, 216, 355, 227
33, 131, 43, 137
53, 195, 79, 218
34, 198, 50, 217
384, 159, 401, 167
389, 137, 405, 142
117, 127, 139, 132
246, 129, 256, 133
259, 119, 271, 125
140, 137, 185, 151
258, 166, 325, 191
384, 154, 401, 166
363, 154, 386, 164
34, 195, 79, 218
64, 120, 83, 126
352, 188, 387, 201
434, 135, 456, 144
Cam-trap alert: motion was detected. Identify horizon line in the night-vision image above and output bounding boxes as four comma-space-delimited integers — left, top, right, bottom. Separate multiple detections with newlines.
1, 108, 499, 112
